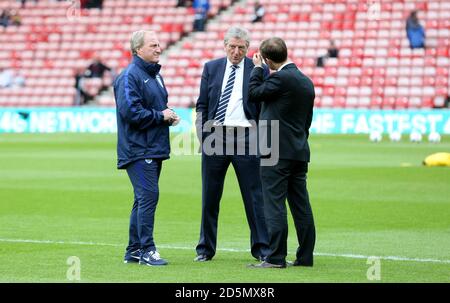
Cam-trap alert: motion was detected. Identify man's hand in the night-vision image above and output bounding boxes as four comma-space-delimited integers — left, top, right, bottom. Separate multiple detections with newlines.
253, 52, 263, 67
171, 114, 180, 126
162, 108, 180, 126
162, 108, 175, 121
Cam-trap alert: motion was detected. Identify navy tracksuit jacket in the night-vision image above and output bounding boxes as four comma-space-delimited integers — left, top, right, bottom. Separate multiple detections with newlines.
114, 55, 170, 169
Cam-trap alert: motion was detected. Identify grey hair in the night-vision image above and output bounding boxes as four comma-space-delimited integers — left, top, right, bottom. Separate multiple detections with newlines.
130, 30, 155, 55
224, 26, 251, 47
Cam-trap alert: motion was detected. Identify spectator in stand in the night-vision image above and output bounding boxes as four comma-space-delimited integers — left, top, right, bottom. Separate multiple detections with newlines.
0, 68, 13, 88
192, 0, 210, 32
74, 68, 93, 105
176, 0, 192, 7
316, 40, 339, 67
85, 56, 114, 96
327, 40, 339, 58
80, 0, 88, 8
0, 68, 25, 88
0, 9, 11, 29
11, 70, 25, 87
9, 9, 21, 26
85, 57, 112, 78
88, 0, 103, 9
216, 0, 227, 13
251, 1, 265, 23
406, 10, 425, 49
19, 0, 39, 8
81, 0, 103, 9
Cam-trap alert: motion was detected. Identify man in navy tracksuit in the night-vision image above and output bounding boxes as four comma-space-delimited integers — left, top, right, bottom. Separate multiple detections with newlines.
114, 30, 179, 266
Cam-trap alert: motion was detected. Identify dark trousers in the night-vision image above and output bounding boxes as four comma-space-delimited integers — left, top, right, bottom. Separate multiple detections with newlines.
260, 159, 315, 266
125, 159, 162, 253
196, 127, 270, 259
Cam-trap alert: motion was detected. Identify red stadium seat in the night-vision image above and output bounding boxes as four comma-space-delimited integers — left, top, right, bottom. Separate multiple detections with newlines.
395, 97, 409, 109
370, 96, 383, 109
1, 0, 449, 109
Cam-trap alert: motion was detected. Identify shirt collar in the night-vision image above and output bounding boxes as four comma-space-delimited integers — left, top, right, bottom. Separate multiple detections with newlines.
226, 58, 245, 70
277, 61, 292, 71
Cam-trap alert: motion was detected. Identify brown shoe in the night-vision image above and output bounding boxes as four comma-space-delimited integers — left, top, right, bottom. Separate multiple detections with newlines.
248, 261, 286, 268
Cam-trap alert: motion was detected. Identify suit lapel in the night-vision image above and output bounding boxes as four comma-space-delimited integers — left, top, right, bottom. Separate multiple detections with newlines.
217, 58, 227, 91
212, 58, 228, 113
243, 57, 253, 105
242, 57, 256, 119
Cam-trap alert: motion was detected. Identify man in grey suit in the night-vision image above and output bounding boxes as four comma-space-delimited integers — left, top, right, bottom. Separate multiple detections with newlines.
248, 37, 316, 268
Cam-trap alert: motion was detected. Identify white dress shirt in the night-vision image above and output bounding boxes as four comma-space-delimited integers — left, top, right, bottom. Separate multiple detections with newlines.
221, 59, 252, 127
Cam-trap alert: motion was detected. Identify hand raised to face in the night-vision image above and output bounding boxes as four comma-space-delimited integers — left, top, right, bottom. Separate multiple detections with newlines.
252, 52, 263, 67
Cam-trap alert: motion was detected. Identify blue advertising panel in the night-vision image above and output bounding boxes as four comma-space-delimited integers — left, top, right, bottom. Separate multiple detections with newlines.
0, 107, 193, 133
310, 109, 450, 134
0, 107, 449, 134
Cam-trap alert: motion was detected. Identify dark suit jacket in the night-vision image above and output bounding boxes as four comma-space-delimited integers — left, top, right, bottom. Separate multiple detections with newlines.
195, 57, 262, 139
248, 63, 315, 162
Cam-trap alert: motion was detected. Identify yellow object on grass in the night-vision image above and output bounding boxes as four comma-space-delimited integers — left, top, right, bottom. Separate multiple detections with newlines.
422, 153, 450, 167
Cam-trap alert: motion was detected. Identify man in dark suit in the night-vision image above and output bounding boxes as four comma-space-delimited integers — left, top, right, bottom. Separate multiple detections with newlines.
194, 26, 270, 262
248, 37, 316, 268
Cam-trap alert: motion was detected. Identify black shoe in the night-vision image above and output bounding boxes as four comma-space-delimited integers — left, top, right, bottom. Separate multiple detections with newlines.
293, 259, 313, 267
248, 261, 286, 268
194, 254, 212, 262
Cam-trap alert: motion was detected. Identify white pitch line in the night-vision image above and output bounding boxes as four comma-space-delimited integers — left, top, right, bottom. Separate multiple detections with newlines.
1, 238, 449, 264
0, 238, 121, 247
314, 252, 450, 264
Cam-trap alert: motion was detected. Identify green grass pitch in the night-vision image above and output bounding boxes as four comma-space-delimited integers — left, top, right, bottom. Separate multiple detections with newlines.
0, 133, 449, 282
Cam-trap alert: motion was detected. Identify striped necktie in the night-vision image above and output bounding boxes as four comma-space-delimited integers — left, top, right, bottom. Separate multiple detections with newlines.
214, 65, 238, 124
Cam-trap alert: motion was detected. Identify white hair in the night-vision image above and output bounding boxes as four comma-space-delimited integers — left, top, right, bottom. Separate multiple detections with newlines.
224, 26, 250, 47
130, 30, 156, 55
